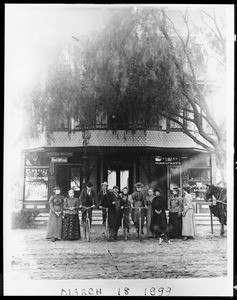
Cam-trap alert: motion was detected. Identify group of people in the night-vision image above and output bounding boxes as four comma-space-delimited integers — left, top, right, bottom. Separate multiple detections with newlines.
46, 181, 196, 243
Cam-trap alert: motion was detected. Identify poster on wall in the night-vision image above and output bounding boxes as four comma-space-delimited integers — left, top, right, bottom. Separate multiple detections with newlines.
25, 181, 48, 201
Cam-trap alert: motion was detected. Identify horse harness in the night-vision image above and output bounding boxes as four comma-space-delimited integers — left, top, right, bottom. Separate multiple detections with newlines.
215, 188, 227, 206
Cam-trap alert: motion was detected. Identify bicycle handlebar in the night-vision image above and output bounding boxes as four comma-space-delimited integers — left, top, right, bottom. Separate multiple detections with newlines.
79, 205, 95, 210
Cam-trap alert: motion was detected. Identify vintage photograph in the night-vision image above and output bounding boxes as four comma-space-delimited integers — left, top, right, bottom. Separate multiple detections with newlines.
4, 4, 234, 296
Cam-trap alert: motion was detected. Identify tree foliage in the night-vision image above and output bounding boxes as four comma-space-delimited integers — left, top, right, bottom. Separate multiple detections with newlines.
21, 6, 227, 184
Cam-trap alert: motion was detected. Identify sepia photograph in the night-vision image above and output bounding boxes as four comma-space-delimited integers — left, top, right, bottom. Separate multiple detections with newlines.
4, 3, 234, 296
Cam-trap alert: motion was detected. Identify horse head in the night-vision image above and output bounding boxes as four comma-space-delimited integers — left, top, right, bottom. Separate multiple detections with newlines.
204, 184, 213, 202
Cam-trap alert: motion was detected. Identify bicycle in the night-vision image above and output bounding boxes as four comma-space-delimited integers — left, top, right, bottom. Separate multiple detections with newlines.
131, 206, 147, 241
121, 206, 131, 241
80, 205, 94, 242
105, 207, 110, 241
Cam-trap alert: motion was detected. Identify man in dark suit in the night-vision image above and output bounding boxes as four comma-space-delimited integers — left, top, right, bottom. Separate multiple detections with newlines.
97, 181, 112, 225
79, 182, 96, 226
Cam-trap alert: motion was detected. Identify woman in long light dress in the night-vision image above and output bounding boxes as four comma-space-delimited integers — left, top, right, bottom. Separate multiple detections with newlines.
46, 186, 64, 242
182, 187, 196, 240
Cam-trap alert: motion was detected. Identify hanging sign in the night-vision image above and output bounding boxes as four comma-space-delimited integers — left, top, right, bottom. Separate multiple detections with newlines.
46, 152, 73, 157
51, 157, 68, 163
155, 155, 181, 165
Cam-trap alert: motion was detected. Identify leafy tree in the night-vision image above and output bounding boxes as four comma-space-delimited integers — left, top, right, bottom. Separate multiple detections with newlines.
21, 6, 228, 185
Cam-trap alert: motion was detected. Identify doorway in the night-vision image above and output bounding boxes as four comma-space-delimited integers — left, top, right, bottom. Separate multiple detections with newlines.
55, 164, 82, 197
107, 169, 130, 190
103, 153, 133, 192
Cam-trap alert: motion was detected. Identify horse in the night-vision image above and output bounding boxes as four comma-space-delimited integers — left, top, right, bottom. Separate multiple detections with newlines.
204, 184, 227, 236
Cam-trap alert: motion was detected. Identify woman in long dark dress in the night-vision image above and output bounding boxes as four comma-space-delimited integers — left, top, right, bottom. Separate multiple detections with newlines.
62, 189, 81, 240
168, 188, 183, 239
150, 188, 170, 244
145, 187, 155, 238
46, 185, 64, 242
120, 186, 132, 235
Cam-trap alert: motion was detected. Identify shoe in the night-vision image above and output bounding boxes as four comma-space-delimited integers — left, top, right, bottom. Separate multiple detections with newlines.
183, 237, 188, 241
51, 238, 56, 242
167, 240, 171, 244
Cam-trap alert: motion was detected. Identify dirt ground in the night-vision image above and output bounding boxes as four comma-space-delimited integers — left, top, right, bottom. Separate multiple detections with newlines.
8, 223, 228, 281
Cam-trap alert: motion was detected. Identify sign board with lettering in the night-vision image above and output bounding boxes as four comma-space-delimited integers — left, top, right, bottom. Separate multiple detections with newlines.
51, 157, 68, 163
46, 152, 73, 157
155, 155, 181, 165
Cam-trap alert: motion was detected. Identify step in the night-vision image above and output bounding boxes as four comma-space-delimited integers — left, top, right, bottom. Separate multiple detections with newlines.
34, 212, 221, 226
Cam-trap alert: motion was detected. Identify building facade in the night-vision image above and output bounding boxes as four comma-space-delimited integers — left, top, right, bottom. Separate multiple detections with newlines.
20, 117, 218, 213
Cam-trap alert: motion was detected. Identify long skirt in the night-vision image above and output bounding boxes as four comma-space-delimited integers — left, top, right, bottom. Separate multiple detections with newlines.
146, 205, 155, 237
150, 210, 169, 238
62, 214, 81, 240
109, 226, 119, 241
168, 212, 182, 238
122, 207, 131, 230
46, 211, 62, 240
182, 209, 196, 237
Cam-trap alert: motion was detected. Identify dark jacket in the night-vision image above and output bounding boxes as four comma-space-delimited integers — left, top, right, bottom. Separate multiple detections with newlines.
106, 192, 122, 228
97, 190, 113, 207
79, 188, 96, 207
150, 195, 168, 234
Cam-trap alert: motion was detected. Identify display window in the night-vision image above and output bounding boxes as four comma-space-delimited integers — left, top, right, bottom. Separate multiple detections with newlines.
24, 167, 49, 201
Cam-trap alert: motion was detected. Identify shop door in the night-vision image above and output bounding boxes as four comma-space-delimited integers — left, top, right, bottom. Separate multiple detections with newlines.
154, 165, 168, 206
107, 169, 130, 191
103, 154, 133, 192
55, 165, 69, 196
55, 165, 82, 197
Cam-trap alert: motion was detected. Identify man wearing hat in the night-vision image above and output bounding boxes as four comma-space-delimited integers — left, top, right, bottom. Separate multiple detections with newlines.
131, 182, 146, 236
79, 182, 96, 227
106, 185, 122, 241
97, 181, 112, 225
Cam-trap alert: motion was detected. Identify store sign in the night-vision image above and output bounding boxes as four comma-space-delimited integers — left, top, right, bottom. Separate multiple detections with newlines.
46, 152, 73, 157
155, 155, 181, 165
51, 157, 68, 163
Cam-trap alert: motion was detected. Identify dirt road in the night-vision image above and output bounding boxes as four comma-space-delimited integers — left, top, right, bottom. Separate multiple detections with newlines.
9, 224, 227, 281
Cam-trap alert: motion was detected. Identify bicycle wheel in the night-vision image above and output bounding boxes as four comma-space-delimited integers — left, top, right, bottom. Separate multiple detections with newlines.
86, 217, 90, 242
106, 216, 110, 241
83, 220, 87, 239
139, 210, 142, 241
123, 225, 127, 241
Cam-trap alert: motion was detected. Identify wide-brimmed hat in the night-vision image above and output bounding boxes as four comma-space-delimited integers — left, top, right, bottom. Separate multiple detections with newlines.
135, 182, 144, 188
113, 185, 119, 190
86, 182, 93, 187
101, 181, 109, 186
53, 185, 61, 190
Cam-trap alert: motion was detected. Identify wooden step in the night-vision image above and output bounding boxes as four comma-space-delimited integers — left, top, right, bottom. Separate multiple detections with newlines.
34, 211, 221, 226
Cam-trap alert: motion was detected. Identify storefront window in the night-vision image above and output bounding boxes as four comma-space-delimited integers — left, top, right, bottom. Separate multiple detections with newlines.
24, 168, 49, 201
168, 166, 181, 190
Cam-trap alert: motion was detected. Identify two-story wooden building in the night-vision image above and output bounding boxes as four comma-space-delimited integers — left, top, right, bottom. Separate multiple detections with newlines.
20, 114, 218, 213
